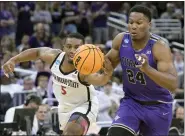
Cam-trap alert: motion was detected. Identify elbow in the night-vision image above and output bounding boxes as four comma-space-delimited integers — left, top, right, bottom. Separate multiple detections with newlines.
170, 85, 178, 93
169, 78, 178, 93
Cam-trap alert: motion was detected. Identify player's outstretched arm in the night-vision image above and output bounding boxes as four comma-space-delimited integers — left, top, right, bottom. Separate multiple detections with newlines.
79, 57, 113, 86
136, 40, 178, 92
2, 47, 61, 77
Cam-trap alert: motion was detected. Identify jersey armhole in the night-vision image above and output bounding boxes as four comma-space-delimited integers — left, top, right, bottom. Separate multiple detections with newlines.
151, 37, 161, 65
119, 33, 128, 57
50, 53, 61, 69
151, 45, 157, 65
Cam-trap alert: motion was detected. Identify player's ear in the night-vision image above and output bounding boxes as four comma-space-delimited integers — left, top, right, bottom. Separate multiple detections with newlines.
148, 21, 151, 31
148, 21, 151, 28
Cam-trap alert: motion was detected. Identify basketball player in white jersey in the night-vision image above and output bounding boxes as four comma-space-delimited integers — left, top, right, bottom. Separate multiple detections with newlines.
2, 33, 113, 135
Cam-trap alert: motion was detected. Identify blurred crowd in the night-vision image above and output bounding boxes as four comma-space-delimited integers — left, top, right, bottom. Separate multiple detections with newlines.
0, 1, 184, 135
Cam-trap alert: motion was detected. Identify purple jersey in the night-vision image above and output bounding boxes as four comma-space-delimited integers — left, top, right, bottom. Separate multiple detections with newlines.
119, 32, 173, 102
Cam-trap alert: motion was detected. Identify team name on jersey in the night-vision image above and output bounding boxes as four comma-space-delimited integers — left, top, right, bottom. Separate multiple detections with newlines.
121, 56, 139, 68
52, 73, 79, 88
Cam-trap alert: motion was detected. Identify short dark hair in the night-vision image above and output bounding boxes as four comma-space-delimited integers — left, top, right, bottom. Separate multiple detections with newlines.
65, 33, 85, 44
25, 94, 41, 106
58, 32, 67, 40
129, 5, 152, 22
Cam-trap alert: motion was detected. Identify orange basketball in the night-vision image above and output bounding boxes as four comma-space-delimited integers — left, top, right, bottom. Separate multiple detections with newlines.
73, 44, 104, 75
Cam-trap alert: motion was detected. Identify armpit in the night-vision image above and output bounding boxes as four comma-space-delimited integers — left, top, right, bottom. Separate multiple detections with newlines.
51, 49, 62, 55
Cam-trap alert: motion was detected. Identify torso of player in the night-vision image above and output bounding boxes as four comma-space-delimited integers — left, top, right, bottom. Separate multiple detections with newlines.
50, 52, 97, 112
119, 32, 173, 102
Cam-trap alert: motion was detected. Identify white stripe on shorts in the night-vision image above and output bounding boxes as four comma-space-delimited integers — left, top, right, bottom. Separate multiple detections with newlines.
110, 123, 136, 135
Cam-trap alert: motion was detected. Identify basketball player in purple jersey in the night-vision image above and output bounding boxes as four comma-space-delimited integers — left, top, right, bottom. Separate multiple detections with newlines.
105, 5, 178, 136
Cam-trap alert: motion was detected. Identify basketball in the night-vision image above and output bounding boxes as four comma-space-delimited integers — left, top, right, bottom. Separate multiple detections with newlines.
73, 44, 104, 75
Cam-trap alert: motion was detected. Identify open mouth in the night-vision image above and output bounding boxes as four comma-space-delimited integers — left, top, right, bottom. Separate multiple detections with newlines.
131, 32, 137, 36
69, 53, 74, 59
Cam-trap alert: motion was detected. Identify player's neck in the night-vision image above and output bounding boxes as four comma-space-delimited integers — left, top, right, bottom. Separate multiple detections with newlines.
132, 33, 151, 50
62, 58, 76, 71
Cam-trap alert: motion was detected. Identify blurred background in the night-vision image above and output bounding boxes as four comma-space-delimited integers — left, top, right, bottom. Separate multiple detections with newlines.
0, 1, 184, 136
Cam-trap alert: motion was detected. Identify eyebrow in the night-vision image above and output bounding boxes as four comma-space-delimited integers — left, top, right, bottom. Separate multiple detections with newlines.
66, 44, 81, 47
66, 43, 72, 46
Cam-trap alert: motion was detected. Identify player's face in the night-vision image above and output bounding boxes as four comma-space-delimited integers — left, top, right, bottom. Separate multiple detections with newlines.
128, 12, 151, 40
64, 38, 83, 64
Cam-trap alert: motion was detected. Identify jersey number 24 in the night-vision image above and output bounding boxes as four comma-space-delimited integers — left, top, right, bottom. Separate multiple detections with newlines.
126, 69, 146, 85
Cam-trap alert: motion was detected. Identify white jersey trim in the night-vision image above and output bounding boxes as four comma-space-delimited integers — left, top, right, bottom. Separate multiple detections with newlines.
50, 53, 61, 69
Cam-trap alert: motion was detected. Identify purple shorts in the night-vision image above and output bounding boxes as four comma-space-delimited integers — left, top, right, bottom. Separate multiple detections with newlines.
111, 97, 172, 136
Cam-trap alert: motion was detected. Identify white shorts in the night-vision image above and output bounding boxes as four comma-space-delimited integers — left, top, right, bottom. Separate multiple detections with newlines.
58, 97, 99, 131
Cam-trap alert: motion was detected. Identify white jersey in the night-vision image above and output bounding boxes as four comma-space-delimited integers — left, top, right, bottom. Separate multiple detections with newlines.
50, 52, 97, 112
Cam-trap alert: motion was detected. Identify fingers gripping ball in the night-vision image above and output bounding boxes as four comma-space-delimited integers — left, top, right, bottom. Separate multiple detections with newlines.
73, 44, 104, 75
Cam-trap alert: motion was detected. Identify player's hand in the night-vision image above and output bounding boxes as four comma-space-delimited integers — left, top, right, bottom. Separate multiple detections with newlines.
2, 59, 15, 78
103, 57, 113, 77
135, 54, 150, 72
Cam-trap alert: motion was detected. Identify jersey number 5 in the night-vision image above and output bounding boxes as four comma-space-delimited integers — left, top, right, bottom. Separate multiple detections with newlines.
126, 69, 146, 85
61, 86, 67, 95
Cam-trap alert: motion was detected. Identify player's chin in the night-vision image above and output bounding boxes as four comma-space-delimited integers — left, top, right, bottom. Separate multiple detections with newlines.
68, 59, 74, 64
131, 35, 139, 40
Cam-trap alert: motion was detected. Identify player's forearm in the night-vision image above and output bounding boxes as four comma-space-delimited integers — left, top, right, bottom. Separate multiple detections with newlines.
10, 48, 40, 64
94, 73, 112, 86
100, 73, 111, 86
144, 66, 178, 92
86, 72, 112, 86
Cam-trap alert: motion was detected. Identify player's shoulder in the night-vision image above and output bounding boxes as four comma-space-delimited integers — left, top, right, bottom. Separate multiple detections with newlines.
153, 37, 170, 51
151, 33, 169, 47
113, 31, 131, 43
112, 32, 128, 49
114, 32, 128, 40
50, 48, 63, 55
48, 49, 63, 61
41, 47, 62, 56
152, 36, 171, 59
42, 48, 63, 65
